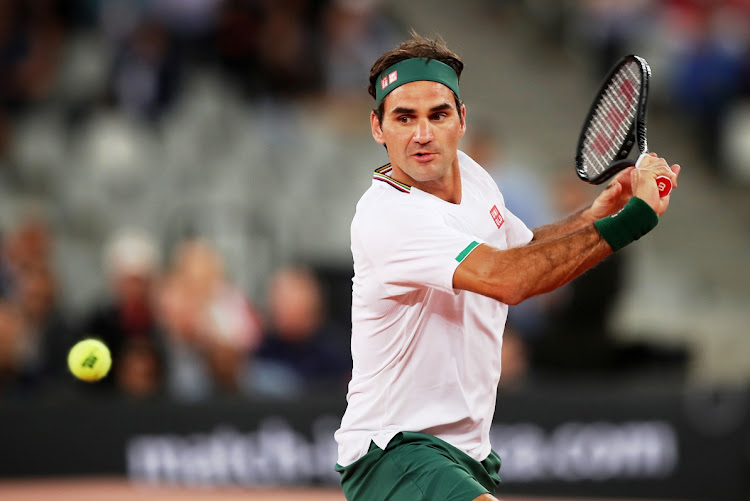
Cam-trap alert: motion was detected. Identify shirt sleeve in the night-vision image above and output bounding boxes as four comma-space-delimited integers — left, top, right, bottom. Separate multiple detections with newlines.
353, 201, 481, 296
502, 207, 534, 248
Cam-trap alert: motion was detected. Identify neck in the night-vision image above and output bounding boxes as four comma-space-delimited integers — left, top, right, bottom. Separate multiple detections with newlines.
421, 171, 462, 204
391, 157, 463, 204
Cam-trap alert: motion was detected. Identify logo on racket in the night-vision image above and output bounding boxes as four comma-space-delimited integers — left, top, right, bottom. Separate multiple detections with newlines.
591, 79, 636, 156
490, 205, 504, 229
656, 175, 672, 197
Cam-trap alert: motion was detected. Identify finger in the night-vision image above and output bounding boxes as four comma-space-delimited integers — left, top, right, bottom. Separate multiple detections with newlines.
656, 160, 678, 181
647, 157, 671, 173
637, 155, 660, 169
617, 165, 635, 176
605, 180, 622, 199
612, 166, 634, 184
668, 164, 680, 188
657, 194, 671, 215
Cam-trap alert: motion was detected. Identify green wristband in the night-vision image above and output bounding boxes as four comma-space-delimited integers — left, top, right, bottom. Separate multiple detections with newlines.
594, 197, 658, 252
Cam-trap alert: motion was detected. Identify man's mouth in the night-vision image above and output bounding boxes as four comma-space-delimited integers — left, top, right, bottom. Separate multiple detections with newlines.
412, 152, 436, 161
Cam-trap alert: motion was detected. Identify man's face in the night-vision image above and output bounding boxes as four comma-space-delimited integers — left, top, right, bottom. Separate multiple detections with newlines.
371, 80, 466, 187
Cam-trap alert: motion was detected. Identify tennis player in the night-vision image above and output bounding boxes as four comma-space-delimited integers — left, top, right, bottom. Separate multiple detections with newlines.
334, 33, 680, 501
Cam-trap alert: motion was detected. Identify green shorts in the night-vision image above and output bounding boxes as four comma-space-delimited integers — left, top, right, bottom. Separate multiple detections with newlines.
335, 432, 501, 501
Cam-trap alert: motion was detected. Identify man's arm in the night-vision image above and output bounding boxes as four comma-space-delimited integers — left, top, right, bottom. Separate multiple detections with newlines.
454, 155, 680, 305
531, 166, 636, 243
453, 226, 610, 305
531, 206, 595, 242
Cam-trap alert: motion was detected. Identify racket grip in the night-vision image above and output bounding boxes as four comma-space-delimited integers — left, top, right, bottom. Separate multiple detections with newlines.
635, 152, 649, 168
636, 153, 673, 198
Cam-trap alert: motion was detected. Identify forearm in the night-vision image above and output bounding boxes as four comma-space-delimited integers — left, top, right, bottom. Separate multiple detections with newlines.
491, 225, 611, 303
531, 207, 596, 242
455, 197, 659, 304
455, 225, 611, 305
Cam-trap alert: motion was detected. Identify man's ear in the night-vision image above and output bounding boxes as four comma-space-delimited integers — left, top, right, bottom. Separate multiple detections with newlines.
371, 111, 385, 145
458, 104, 467, 139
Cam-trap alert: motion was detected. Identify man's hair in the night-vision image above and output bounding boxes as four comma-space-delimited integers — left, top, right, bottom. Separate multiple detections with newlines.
369, 31, 464, 123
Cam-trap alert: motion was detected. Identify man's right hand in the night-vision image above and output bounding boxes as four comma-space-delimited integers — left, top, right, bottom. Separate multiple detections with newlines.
631, 153, 680, 216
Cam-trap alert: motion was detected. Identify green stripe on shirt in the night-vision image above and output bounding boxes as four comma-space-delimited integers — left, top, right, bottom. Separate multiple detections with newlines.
455, 241, 480, 263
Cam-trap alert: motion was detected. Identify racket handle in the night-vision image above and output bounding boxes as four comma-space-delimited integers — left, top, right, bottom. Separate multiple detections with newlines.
635, 153, 673, 198
635, 152, 649, 168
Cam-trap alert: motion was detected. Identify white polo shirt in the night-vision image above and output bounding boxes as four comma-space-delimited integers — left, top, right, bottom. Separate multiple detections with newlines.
335, 150, 533, 467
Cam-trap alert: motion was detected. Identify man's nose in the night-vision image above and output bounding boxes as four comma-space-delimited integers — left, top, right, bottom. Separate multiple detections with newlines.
413, 118, 433, 142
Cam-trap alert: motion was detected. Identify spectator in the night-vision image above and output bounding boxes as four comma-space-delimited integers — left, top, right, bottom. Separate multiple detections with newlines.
0, 214, 70, 396
213, 0, 325, 100
0, 300, 25, 396
157, 237, 263, 401
250, 266, 351, 397
115, 337, 163, 400
77, 227, 165, 397
0, 0, 68, 159
212, 0, 264, 96
253, 0, 324, 100
12, 257, 69, 394
108, 17, 183, 121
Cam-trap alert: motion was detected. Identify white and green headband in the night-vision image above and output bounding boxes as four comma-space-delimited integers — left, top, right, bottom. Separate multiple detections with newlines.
375, 57, 460, 107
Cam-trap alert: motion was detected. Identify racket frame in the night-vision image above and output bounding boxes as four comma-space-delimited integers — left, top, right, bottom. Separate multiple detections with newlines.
575, 54, 651, 185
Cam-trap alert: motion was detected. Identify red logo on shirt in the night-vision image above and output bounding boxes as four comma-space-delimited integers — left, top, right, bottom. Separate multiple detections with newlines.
490, 205, 504, 229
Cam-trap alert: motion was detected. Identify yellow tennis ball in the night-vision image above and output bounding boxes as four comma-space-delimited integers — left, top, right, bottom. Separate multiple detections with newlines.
68, 338, 112, 382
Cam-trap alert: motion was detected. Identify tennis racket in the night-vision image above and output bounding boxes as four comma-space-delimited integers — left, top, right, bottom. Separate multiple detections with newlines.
575, 54, 672, 197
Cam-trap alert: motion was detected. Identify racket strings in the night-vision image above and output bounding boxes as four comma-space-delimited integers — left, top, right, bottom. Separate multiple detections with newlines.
586, 81, 637, 169
581, 62, 642, 176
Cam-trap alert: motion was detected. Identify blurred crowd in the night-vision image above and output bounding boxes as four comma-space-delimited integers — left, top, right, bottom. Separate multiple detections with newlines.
0, 219, 353, 401
2, 0, 746, 401
0, 0, 397, 401
0, 0, 402, 152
